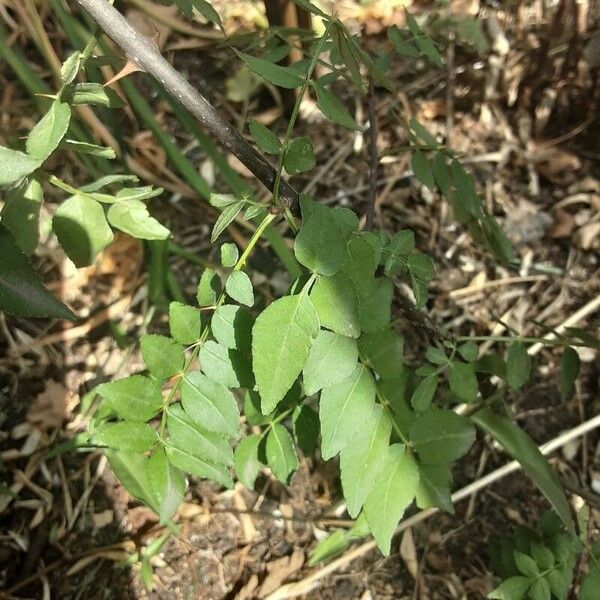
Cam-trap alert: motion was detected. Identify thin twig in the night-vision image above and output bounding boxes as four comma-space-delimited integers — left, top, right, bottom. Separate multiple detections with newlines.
265, 413, 600, 600
75, 0, 300, 211
366, 78, 378, 230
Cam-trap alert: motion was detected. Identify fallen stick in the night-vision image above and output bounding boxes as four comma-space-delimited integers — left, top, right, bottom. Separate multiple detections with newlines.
266, 413, 600, 600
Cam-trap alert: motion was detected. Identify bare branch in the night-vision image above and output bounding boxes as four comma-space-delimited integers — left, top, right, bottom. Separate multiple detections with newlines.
76, 0, 299, 211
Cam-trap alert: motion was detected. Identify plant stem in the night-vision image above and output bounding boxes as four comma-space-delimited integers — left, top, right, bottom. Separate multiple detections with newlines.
158, 212, 277, 435
76, 0, 300, 211
272, 19, 333, 216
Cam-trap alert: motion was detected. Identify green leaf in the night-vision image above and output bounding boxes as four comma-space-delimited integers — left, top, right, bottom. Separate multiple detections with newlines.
432, 152, 451, 196
225, 270, 254, 306
411, 375, 438, 412
406, 253, 435, 282
167, 404, 234, 466
147, 446, 185, 522
53, 194, 114, 267
364, 444, 419, 555
284, 137, 316, 175
0, 178, 42, 254
26, 100, 71, 162
410, 409, 476, 464
107, 450, 159, 511
72, 82, 124, 108
358, 329, 403, 379
412, 150, 435, 190
165, 444, 233, 488
340, 404, 392, 517
331, 207, 359, 236
409, 117, 438, 147
358, 277, 394, 333
199, 340, 253, 388
426, 346, 447, 365
197, 268, 221, 307
309, 530, 350, 566
96, 375, 163, 422
249, 119, 281, 154
0, 146, 40, 187
107, 200, 170, 240
0, 225, 75, 320
169, 302, 202, 345
240, 52, 304, 88
252, 290, 320, 414
94, 421, 157, 452
60, 51, 81, 85
383, 229, 415, 275
191, 0, 223, 30
310, 272, 360, 338
211, 200, 243, 243
527, 577, 550, 600
559, 347, 580, 401
234, 433, 263, 488
302, 330, 358, 395
448, 361, 479, 402
331, 25, 366, 92
458, 342, 479, 362
211, 304, 253, 351
181, 371, 240, 437
209, 193, 238, 208
140, 334, 184, 380
342, 236, 379, 292
415, 462, 454, 513
506, 343, 531, 390
530, 543, 554, 570
580, 565, 600, 600
266, 424, 298, 483
243, 391, 271, 426
472, 407, 574, 533
312, 82, 360, 131
292, 405, 320, 455
514, 552, 539, 577
415, 35, 443, 67
488, 576, 531, 600
319, 365, 377, 460
61, 139, 116, 159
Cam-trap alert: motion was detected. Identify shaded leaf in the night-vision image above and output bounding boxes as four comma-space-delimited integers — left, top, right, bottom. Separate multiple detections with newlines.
0, 178, 42, 254
410, 409, 475, 464
313, 82, 360, 130
284, 137, 316, 175
472, 407, 574, 533
249, 119, 281, 154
